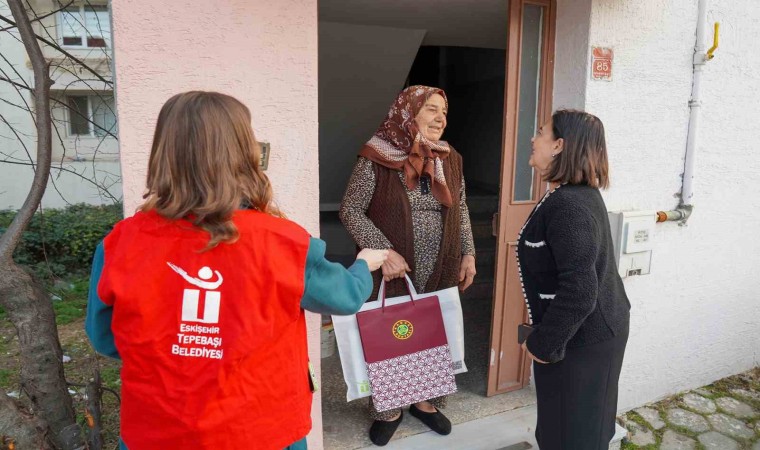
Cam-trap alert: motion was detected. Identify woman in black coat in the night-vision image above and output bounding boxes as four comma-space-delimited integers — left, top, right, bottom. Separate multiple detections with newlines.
517, 110, 631, 449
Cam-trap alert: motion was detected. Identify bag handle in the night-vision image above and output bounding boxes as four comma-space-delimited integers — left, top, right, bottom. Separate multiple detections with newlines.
378, 274, 417, 313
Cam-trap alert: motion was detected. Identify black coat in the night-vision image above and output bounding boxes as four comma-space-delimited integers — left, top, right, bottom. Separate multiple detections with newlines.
517, 184, 630, 363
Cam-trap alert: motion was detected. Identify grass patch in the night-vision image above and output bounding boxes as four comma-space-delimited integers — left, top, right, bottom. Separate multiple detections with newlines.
626, 411, 654, 430
0, 368, 14, 389
706, 381, 734, 398
708, 368, 760, 412
627, 444, 658, 450
663, 422, 700, 439
51, 278, 89, 325
100, 365, 121, 390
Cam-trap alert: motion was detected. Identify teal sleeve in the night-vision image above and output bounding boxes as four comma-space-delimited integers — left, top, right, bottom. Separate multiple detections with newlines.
285, 437, 307, 450
300, 237, 373, 315
85, 241, 120, 359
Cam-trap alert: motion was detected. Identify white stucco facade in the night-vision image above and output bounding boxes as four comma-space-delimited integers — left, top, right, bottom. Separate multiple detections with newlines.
0, 0, 121, 210
556, 0, 760, 412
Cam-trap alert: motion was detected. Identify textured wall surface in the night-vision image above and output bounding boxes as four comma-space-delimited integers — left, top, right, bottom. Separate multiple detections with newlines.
553, 0, 591, 110
576, 0, 760, 411
110, 0, 323, 446
0, 0, 121, 209
319, 22, 425, 208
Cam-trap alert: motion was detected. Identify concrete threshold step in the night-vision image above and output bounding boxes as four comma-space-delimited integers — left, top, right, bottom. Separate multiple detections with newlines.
358, 404, 627, 450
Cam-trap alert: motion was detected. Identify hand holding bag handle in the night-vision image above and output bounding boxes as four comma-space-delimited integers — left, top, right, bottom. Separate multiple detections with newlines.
377, 274, 418, 313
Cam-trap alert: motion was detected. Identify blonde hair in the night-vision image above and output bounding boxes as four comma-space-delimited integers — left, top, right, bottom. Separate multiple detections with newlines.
141, 91, 281, 249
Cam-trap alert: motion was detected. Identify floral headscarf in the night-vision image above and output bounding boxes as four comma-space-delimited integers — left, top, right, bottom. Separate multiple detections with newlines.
359, 85, 453, 207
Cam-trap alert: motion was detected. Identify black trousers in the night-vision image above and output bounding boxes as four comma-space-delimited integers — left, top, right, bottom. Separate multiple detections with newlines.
533, 324, 629, 450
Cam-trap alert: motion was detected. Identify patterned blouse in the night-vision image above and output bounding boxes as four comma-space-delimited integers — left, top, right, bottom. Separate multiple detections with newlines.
339, 157, 476, 292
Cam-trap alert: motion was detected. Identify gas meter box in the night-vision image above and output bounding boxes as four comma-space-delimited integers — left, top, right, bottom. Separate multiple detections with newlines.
607, 211, 656, 278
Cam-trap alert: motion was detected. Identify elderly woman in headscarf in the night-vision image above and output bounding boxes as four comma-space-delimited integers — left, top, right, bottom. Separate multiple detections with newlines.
339, 85, 476, 446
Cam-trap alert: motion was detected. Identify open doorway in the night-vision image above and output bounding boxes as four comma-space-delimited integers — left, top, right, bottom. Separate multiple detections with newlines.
318, 1, 556, 447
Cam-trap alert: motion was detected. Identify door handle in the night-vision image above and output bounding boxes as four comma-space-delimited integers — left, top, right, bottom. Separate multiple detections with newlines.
492, 212, 499, 237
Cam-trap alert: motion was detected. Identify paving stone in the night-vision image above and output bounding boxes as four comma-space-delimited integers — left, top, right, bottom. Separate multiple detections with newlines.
752, 440, 760, 450
682, 392, 717, 414
715, 396, 758, 419
660, 430, 696, 450
629, 423, 655, 446
697, 431, 739, 450
635, 406, 666, 430
694, 388, 713, 397
707, 413, 755, 439
667, 408, 711, 433
731, 388, 760, 402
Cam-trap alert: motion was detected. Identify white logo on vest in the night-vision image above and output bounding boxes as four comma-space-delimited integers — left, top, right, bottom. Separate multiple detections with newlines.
167, 262, 224, 360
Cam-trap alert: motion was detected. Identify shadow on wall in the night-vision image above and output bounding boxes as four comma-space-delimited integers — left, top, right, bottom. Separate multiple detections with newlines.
409, 46, 506, 194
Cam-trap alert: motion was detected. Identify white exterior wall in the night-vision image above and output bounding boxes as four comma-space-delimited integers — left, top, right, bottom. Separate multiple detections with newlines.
557, 0, 760, 411
0, 0, 121, 210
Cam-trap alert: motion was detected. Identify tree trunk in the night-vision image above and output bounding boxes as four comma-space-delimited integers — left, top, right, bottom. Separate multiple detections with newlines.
0, 0, 53, 261
0, 1, 85, 447
0, 263, 84, 449
85, 371, 104, 450
0, 392, 53, 449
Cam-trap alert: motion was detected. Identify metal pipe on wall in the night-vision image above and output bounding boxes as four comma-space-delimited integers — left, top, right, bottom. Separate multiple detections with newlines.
659, 0, 717, 224
681, 0, 710, 207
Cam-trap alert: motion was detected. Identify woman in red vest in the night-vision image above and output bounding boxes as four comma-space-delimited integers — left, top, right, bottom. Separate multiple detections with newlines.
85, 91, 388, 450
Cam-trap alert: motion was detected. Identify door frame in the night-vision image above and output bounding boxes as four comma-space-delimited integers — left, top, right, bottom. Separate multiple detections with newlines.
487, 0, 557, 396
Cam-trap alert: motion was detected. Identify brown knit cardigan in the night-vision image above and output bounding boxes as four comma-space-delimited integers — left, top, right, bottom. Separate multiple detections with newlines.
366, 150, 464, 299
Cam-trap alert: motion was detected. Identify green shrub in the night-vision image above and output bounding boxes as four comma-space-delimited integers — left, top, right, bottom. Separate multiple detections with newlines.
0, 203, 122, 279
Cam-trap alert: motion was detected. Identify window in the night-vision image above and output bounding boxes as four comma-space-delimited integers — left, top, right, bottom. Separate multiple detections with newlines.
59, 5, 111, 48
66, 94, 117, 137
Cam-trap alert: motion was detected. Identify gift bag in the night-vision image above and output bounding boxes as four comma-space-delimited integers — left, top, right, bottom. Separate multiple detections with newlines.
332, 275, 466, 402
356, 277, 457, 412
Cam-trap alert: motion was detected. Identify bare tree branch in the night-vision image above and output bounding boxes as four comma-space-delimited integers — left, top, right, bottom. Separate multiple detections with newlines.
46, 0, 112, 64
85, 371, 104, 449
0, 76, 118, 139
0, 0, 53, 262
0, 13, 112, 87
0, 45, 35, 124
0, 0, 74, 32
0, 112, 35, 168
0, 159, 120, 203
0, 74, 29, 92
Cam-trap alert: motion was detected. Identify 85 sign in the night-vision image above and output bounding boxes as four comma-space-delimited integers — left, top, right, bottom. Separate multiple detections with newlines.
592, 47, 613, 81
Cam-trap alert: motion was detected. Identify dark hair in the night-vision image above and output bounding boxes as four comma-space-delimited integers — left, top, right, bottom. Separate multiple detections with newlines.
544, 109, 609, 189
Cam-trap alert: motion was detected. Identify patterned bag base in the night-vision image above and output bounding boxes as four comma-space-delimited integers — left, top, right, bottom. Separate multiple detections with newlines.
366, 345, 457, 412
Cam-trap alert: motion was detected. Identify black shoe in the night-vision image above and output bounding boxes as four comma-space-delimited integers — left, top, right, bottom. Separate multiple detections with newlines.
409, 403, 452, 435
369, 410, 403, 446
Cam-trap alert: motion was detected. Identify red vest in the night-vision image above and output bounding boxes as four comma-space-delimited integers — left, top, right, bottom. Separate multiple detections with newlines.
98, 210, 312, 449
